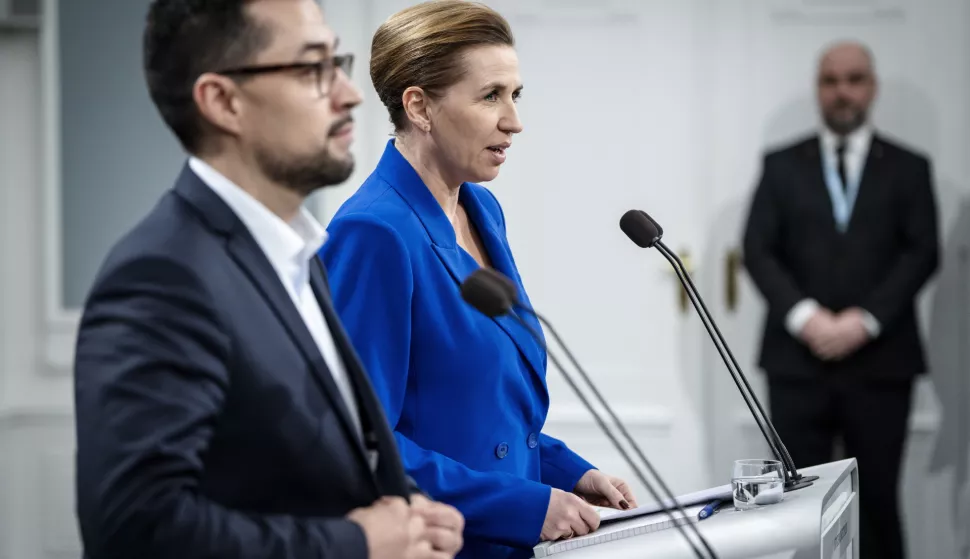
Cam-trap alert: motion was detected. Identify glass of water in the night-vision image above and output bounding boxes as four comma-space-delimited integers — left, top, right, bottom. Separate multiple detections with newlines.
732, 459, 785, 511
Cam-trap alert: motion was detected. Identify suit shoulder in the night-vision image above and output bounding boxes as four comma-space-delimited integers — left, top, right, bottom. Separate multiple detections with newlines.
91, 192, 220, 292
874, 133, 931, 166
326, 181, 413, 254
330, 173, 417, 229
763, 134, 817, 162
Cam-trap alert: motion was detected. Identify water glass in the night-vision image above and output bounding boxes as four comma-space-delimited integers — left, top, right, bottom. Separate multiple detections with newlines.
732, 459, 784, 511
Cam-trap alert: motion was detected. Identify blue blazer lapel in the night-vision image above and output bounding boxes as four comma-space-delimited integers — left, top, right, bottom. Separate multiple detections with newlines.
458, 187, 549, 398
173, 163, 375, 478
376, 140, 550, 401
431, 242, 550, 402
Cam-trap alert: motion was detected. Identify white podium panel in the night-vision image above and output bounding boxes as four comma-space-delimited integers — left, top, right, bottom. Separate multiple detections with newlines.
533, 459, 859, 559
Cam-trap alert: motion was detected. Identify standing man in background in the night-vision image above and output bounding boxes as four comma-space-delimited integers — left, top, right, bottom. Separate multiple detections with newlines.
743, 41, 939, 559
72, 1, 462, 558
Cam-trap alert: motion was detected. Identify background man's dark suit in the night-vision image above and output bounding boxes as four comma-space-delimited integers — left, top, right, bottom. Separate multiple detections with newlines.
743, 133, 939, 558
74, 167, 415, 559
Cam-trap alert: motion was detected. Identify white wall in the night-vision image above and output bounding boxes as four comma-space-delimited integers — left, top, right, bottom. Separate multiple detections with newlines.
0, 27, 78, 559
1, 1, 968, 558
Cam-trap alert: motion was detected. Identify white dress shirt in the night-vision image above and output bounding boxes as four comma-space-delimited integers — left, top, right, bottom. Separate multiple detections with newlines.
189, 157, 364, 440
784, 125, 881, 339
820, 124, 872, 194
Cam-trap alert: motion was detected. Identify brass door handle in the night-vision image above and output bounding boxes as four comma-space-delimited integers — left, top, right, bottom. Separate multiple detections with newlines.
663, 247, 694, 314
725, 248, 742, 312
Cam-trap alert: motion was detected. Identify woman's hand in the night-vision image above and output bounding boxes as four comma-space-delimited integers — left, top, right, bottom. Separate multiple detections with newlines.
540, 488, 600, 541
573, 470, 638, 510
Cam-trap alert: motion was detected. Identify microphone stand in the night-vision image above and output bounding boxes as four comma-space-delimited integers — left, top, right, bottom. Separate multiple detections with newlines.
653, 240, 816, 491
507, 307, 719, 559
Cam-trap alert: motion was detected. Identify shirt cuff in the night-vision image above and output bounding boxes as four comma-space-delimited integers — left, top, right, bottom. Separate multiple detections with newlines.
859, 309, 882, 338
785, 298, 819, 337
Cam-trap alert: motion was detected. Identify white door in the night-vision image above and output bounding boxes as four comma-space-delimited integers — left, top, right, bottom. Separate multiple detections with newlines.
323, 0, 722, 499
698, 1, 970, 558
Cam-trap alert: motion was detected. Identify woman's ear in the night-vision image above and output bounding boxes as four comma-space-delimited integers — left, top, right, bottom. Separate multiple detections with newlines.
402, 86, 432, 133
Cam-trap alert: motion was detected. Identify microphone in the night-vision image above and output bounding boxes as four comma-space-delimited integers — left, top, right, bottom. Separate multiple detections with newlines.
461, 268, 718, 559
619, 209, 817, 491
460, 269, 515, 317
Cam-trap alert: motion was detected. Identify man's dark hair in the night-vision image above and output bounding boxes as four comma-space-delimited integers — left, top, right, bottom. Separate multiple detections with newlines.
143, 0, 272, 154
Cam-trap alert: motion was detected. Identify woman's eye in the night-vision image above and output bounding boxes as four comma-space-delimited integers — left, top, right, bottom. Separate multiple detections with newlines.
484, 91, 498, 101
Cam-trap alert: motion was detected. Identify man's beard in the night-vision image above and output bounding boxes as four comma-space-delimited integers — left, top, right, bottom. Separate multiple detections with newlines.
823, 102, 867, 136
255, 141, 355, 197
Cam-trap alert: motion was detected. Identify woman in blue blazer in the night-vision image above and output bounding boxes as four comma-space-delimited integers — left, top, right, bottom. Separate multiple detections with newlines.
321, 2, 636, 557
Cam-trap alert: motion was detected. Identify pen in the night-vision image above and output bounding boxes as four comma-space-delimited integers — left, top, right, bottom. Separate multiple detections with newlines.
697, 498, 724, 521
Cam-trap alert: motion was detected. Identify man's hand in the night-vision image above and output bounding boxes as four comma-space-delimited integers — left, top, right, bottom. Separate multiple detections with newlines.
820, 308, 871, 360
801, 307, 871, 361
411, 493, 464, 557
573, 470, 638, 510
540, 488, 601, 541
799, 307, 837, 349
348, 496, 442, 559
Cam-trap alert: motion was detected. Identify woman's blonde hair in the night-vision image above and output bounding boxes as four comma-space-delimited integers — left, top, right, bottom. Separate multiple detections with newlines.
370, 0, 515, 131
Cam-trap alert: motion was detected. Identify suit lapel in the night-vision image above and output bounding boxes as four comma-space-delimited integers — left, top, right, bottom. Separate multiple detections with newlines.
226, 235, 376, 477
803, 138, 839, 232
844, 137, 886, 234
173, 163, 377, 483
309, 260, 410, 497
803, 134, 887, 235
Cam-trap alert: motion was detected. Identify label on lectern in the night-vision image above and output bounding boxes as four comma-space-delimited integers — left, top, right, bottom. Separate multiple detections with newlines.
821, 491, 857, 559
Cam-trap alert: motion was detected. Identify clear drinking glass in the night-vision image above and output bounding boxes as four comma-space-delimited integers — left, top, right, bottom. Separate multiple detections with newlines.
732, 459, 785, 511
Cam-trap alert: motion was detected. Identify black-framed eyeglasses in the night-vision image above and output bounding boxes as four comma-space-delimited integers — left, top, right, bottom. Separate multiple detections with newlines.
215, 54, 354, 98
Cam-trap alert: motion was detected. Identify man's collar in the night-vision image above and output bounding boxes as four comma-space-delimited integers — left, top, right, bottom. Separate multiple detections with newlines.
187, 156, 327, 267
820, 122, 873, 154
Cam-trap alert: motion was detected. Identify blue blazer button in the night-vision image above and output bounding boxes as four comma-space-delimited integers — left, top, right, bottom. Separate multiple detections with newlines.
495, 442, 509, 459
527, 432, 539, 449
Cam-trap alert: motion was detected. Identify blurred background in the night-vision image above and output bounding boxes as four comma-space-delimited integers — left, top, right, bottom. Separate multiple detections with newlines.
0, 0, 967, 557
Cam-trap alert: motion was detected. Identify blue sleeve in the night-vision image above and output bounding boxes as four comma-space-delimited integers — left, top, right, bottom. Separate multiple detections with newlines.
321, 214, 551, 548
538, 434, 596, 492
73, 256, 368, 559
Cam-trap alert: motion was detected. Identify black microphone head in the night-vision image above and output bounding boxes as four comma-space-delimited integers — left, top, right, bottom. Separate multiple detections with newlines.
637, 210, 664, 238
461, 268, 516, 318
619, 209, 662, 248
478, 267, 519, 302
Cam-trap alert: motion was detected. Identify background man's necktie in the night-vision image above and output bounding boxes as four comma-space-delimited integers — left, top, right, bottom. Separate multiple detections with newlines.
835, 139, 848, 192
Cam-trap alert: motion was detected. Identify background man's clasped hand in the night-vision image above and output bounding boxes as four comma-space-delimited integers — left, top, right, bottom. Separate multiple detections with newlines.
800, 307, 872, 361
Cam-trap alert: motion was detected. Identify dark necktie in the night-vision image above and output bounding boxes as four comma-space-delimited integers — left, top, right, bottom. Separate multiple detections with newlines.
835, 139, 848, 192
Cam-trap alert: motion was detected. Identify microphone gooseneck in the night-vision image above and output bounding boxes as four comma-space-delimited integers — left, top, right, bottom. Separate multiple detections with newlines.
515, 307, 718, 559
620, 209, 817, 491
460, 268, 717, 559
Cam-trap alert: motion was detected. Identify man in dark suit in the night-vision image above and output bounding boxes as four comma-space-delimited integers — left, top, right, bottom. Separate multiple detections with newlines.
72, 1, 463, 558
743, 41, 939, 559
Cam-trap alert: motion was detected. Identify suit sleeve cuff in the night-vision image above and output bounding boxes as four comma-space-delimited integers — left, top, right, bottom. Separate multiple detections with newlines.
539, 435, 596, 491
785, 298, 819, 337
324, 519, 370, 559
859, 308, 882, 338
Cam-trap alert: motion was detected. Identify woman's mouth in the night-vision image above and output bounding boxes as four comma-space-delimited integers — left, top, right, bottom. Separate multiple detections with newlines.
486, 144, 509, 164
486, 142, 511, 162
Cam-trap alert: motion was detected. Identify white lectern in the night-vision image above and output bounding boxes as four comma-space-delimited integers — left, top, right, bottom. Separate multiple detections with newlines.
533, 459, 859, 559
